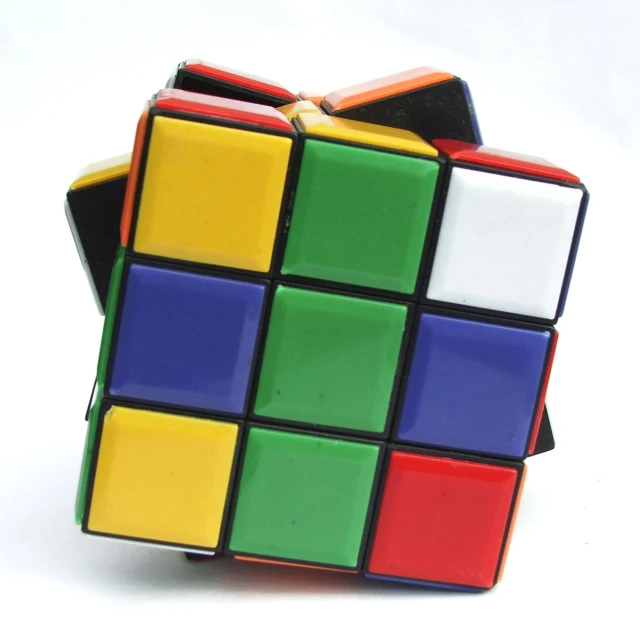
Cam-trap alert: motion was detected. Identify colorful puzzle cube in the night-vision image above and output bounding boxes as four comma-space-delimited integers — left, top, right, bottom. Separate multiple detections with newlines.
67, 63, 587, 591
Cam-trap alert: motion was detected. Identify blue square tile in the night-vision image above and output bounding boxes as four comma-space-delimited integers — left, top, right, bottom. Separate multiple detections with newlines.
109, 263, 266, 414
397, 313, 551, 458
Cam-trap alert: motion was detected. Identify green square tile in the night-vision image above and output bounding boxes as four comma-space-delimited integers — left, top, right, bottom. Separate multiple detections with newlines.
282, 139, 440, 294
228, 427, 381, 567
254, 286, 408, 434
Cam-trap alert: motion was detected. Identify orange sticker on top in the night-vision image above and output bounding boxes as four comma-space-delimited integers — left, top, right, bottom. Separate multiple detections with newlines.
298, 91, 324, 106
325, 67, 453, 111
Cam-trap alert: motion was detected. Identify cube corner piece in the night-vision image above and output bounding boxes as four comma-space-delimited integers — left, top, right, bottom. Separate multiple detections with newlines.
65, 153, 130, 313
322, 67, 483, 144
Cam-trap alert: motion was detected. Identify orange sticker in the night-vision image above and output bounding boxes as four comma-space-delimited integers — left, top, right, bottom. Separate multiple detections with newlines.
120, 104, 150, 246
325, 67, 453, 111
497, 465, 528, 583
298, 91, 323, 106
235, 556, 357, 574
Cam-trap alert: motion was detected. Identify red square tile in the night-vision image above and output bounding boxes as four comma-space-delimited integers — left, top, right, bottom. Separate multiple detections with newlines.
367, 450, 522, 589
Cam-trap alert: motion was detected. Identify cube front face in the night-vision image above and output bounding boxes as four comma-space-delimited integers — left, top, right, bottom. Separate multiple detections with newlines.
73, 68, 587, 590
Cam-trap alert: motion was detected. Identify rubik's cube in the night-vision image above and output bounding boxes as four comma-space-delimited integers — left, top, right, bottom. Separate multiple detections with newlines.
65, 61, 588, 591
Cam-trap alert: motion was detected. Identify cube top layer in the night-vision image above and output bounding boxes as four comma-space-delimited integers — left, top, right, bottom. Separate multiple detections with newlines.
184, 59, 297, 103
433, 138, 581, 183
324, 67, 454, 111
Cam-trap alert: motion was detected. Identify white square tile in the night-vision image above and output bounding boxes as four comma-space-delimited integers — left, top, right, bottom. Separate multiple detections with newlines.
427, 167, 583, 320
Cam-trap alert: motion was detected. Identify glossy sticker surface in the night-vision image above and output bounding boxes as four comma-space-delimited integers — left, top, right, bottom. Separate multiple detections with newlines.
88, 406, 238, 548
397, 313, 551, 458
228, 427, 380, 566
296, 112, 437, 157
427, 167, 583, 319
367, 451, 519, 589
282, 140, 439, 293
254, 286, 407, 434
134, 116, 292, 272
109, 263, 266, 414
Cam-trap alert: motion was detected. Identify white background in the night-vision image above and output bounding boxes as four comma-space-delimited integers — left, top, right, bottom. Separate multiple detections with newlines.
1, 1, 638, 636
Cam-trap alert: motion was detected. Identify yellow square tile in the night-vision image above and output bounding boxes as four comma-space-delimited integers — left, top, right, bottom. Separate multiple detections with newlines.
133, 116, 293, 272
87, 405, 239, 549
